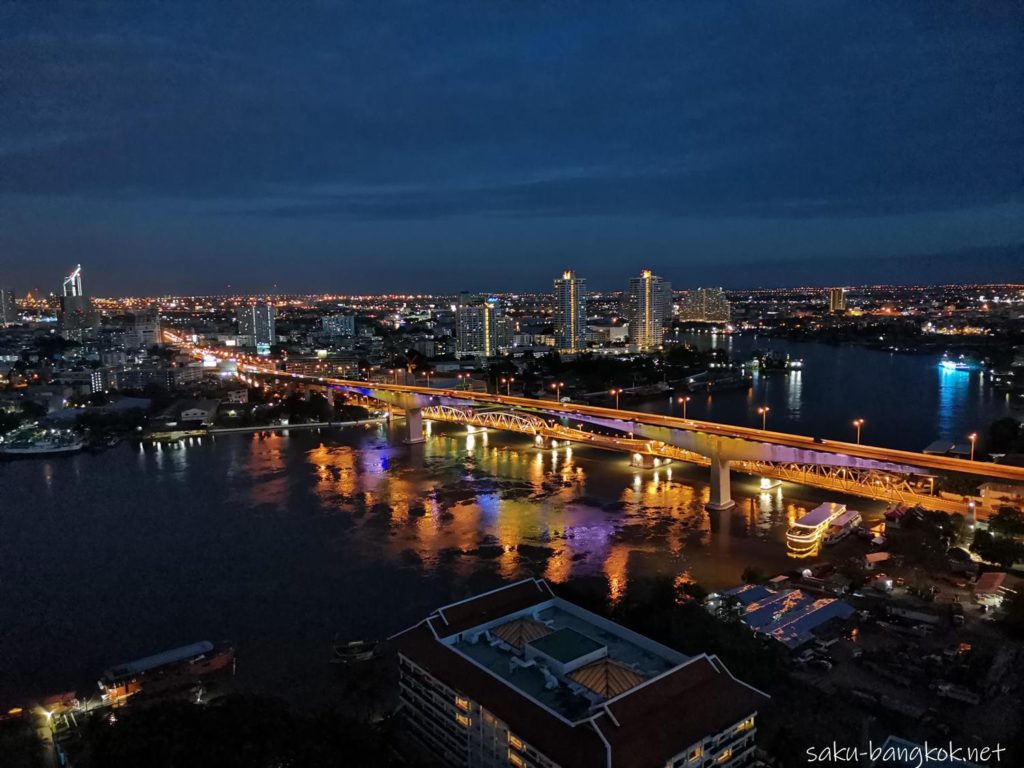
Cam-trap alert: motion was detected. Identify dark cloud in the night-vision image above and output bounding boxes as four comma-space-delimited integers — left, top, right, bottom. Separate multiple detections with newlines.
1, 1, 1022, 292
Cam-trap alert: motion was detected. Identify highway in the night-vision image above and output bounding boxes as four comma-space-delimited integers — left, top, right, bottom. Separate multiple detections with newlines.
167, 333, 1024, 484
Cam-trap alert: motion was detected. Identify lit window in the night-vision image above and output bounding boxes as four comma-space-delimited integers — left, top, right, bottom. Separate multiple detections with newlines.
689, 747, 703, 762
455, 713, 471, 728
737, 717, 755, 732
455, 695, 470, 711
509, 734, 524, 751
508, 751, 528, 767
717, 748, 732, 764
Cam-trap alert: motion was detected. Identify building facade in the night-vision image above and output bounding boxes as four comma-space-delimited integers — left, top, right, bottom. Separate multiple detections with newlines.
394, 579, 768, 768
321, 314, 356, 337
237, 303, 277, 348
457, 296, 513, 357
553, 271, 587, 353
0, 288, 17, 325
828, 287, 846, 313
679, 288, 731, 323
128, 308, 162, 349
58, 264, 98, 341
625, 270, 672, 350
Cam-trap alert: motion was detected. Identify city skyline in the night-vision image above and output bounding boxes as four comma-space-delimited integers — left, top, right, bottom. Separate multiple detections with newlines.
3, 2, 1023, 294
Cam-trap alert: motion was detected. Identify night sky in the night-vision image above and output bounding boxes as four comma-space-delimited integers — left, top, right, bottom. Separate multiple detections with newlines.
3, 2, 1022, 295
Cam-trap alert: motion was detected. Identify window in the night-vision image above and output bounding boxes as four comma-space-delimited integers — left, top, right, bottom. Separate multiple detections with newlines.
736, 717, 755, 732
482, 709, 498, 727
688, 746, 702, 762
717, 748, 732, 764
508, 734, 525, 751
508, 751, 528, 767
455, 695, 470, 711
455, 713, 471, 728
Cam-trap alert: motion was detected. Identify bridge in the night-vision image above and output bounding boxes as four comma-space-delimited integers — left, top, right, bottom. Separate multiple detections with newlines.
165, 332, 1024, 515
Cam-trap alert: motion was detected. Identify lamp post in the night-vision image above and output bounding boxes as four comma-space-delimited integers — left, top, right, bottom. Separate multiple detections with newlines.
610, 388, 623, 409
501, 377, 515, 396
968, 432, 977, 461
758, 406, 770, 430
458, 373, 469, 390
551, 381, 564, 401
677, 396, 690, 419
853, 418, 864, 444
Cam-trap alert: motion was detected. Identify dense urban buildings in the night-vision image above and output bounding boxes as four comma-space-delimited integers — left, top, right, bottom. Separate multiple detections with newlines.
394, 579, 767, 768
679, 287, 731, 323
553, 270, 587, 353
625, 270, 672, 350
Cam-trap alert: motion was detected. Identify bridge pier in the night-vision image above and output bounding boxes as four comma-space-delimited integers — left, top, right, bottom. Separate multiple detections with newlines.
534, 435, 553, 449
403, 408, 425, 444
706, 452, 735, 511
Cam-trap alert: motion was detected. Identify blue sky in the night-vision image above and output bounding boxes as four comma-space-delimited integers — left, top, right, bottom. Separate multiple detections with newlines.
2, 1, 1022, 295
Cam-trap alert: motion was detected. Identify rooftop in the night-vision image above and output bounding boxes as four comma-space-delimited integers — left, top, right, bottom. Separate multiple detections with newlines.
393, 579, 770, 768
722, 584, 855, 649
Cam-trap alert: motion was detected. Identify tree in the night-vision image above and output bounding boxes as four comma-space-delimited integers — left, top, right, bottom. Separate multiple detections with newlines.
988, 507, 1024, 538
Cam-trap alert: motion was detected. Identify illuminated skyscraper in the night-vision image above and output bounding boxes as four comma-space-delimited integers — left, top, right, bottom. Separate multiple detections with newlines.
58, 264, 97, 340
679, 287, 730, 322
625, 270, 671, 350
456, 295, 512, 357
237, 303, 277, 348
553, 270, 587, 352
828, 287, 847, 313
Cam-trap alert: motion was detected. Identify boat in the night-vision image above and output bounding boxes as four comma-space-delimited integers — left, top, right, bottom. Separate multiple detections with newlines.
787, 502, 846, 557
0, 434, 85, 456
939, 354, 980, 372
98, 641, 235, 704
684, 370, 753, 393
823, 509, 863, 545
331, 637, 381, 665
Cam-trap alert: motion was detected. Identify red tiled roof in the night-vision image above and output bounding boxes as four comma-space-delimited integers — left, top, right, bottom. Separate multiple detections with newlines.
434, 579, 554, 637
393, 622, 607, 768
598, 656, 768, 768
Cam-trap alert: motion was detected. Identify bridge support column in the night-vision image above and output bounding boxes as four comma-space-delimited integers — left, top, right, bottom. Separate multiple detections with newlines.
403, 408, 425, 444
534, 435, 553, 449
706, 452, 735, 511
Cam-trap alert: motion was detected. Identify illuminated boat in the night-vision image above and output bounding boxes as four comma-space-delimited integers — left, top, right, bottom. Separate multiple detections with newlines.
787, 502, 846, 557
939, 354, 979, 372
823, 509, 863, 545
98, 641, 235, 703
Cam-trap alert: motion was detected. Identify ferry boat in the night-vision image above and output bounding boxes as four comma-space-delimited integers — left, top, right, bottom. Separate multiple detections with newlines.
823, 508, 863, 545
939, 354, 980, 372
98, 641, 235, 704
787, 502, 846, 557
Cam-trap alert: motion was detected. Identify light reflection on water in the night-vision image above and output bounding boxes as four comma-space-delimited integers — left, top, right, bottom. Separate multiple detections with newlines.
1, 422, 887, 704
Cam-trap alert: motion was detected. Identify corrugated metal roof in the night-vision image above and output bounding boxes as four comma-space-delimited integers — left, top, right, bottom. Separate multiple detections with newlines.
104, 641, 213, 679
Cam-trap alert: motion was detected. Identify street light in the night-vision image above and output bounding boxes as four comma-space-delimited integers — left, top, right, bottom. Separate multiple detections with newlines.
501, 377, 515, 396
677, 396, 691, 419
852, 418, 864, 444
551, 381, 565, 401
457, 373, 469, 390
968, 432, 977, 461
610, 388, 623, 409
757, 406, 770, 430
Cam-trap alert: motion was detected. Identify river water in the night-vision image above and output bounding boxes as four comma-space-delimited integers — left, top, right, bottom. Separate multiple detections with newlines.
0, 338, 1011, 705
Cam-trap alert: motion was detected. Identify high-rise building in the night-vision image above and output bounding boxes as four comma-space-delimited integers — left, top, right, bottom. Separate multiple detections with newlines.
828, 287, 847, 313
625, 270, 672, 350
237, 303, 277, 348
393, 579, 768, 768
457, 296, 512, 357
127, 307, 162, 349
679, 287, 731, 323
553, 270, 587, 353
58, 264, 98, 340
0, 288, 16, 325
321, 314, 356, 337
